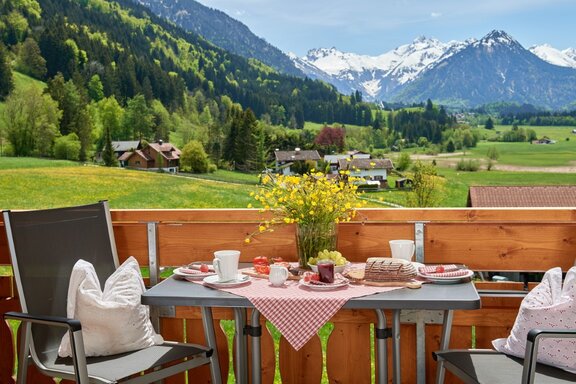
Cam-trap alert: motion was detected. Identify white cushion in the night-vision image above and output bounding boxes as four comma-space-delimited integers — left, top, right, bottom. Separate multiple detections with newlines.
492, 266, 576, 373
58, 257, 163, 357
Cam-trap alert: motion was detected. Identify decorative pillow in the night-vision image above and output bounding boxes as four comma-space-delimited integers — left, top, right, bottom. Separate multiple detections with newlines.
492, 266, 576, 373
58, 257, 163, 357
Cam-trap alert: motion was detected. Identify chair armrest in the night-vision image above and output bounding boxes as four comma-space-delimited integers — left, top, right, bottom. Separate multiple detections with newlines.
4, 311, 82, 332
527, 328, 576, 343
522, 328, 576, 384
4, 311, 90, 383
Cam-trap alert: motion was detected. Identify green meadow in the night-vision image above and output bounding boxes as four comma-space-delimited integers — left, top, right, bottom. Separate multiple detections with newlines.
0, 159, 257, 210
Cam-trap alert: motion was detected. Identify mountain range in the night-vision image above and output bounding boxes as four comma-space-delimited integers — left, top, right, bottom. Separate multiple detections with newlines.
294, 31, 576, 109
131, 0, 303, 77
131, 0, 576, 110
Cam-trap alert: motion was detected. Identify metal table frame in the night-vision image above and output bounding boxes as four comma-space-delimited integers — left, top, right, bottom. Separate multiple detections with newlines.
142, 276, 480, 384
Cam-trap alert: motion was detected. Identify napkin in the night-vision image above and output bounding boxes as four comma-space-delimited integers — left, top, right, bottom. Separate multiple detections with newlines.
418, 264, 470, 278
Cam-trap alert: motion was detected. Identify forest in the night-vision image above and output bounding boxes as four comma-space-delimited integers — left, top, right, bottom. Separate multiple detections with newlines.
0, 0, 480, 172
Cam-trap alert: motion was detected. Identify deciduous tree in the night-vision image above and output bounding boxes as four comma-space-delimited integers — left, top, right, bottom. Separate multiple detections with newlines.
405, 161, 445, 208
3, 87, 61, 156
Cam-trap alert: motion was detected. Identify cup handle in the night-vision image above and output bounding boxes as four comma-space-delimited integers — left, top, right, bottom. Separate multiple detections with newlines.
280, 267, 289, 280
213, 258, 221, 277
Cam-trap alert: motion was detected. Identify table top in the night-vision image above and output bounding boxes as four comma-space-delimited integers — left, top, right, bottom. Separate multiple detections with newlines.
142, 272, 481, 311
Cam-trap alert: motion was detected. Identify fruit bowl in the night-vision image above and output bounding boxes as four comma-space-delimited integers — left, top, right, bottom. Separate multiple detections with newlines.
308, 262, 350, 274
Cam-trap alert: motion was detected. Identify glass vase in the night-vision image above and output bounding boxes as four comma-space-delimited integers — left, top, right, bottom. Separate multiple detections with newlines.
295, 221, 338, 269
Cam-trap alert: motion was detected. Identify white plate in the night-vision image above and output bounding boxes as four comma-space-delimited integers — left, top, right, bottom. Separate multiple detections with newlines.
299, 277, 349, 290
203, 274, 251, 288
173, 267, 216, 280
417, 269, 474, 284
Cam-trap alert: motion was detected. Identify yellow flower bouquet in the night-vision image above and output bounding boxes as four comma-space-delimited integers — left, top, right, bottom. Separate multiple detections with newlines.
246, 171, 365, 268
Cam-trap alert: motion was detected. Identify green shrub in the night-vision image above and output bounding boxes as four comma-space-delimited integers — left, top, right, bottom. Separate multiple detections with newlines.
456, 159, 480, 172
53, 134, 81, 160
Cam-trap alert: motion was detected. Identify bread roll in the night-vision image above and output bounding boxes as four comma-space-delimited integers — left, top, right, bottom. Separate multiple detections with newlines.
364, 257, 417, 282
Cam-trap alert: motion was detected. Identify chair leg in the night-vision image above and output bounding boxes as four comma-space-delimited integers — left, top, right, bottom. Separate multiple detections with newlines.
201, 307, 222, 384
16, 323, 30, 384
435, 310, 454, 384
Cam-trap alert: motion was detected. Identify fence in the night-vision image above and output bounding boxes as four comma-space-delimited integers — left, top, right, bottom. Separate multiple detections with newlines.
1, 208, 575, 383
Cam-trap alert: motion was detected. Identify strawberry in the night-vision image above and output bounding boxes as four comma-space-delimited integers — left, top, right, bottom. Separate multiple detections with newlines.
435, 265, 445, 273
200, 264, 209, 273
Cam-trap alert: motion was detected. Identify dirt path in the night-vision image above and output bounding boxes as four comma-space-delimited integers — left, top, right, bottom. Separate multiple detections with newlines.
410, 153, 576, 173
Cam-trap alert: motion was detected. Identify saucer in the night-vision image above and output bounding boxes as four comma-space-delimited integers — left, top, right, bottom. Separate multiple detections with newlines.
203, 274, 251, 288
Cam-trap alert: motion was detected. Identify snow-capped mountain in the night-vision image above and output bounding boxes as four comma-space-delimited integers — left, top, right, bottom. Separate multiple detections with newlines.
529, 44, 576, 68
393, 30, 576, 109
293, 30, 576, 108
292, 37, 470, 100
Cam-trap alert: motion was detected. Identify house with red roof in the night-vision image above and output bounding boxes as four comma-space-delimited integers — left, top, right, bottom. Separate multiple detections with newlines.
118, 140, 181, 173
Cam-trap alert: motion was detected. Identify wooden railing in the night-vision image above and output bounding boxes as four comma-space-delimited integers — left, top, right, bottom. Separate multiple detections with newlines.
1, 208, 575, 383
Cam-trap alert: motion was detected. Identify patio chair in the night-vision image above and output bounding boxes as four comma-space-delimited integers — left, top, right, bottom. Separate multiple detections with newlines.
434, 328, 576, 383
3, 201, 214, 384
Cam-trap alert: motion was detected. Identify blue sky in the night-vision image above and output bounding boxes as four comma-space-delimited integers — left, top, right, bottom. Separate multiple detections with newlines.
196, 0, 576, 56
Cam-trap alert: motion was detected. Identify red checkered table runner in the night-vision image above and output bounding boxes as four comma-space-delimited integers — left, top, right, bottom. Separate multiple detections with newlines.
193, 266, 403, 350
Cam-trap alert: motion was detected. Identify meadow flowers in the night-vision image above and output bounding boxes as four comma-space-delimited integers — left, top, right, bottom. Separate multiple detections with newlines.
246, 171, 365, 267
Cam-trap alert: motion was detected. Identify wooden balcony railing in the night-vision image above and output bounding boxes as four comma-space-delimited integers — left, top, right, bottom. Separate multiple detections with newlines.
1, 208, 575, 383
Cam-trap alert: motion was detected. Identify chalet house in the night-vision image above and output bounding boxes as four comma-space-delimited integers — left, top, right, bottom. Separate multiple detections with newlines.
324, 150, 371, 173
274, 148, 321, 175
467, 186, 576, 207
337, 158, 394, 188
118, 140, 181, 173
110, 141, 141, 158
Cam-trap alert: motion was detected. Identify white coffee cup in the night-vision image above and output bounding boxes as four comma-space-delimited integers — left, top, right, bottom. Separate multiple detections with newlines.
268, 265, 289, 286
213, 250, 240, 282
389, 240, 415, 262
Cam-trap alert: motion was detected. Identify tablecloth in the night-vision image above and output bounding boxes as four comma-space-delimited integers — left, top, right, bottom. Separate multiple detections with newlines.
193, 267, 404, 350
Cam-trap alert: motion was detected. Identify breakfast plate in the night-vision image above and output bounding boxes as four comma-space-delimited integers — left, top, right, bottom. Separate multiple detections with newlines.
417, 269, 474, 284
173, 266, 216, 280
299, 276, 349, 290
202, 274, 251, 288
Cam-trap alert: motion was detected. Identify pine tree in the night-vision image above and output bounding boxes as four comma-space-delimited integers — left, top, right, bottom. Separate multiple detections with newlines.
0, 43, 14, 101
485, 117, 494, 129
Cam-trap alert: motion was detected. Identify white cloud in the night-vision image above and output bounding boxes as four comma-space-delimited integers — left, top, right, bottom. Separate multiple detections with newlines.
431, 12, 442, 18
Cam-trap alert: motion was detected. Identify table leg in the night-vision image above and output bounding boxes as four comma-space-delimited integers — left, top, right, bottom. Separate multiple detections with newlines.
392, 309, 401, 384
374, 309, 388, 384
201, 307, 222, 384
233, 308, 248, 384
249, 309, 262, 384
435, 310, 454, 384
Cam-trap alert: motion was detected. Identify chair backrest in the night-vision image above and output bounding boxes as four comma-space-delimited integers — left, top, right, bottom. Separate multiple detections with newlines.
3, 201, 119, 363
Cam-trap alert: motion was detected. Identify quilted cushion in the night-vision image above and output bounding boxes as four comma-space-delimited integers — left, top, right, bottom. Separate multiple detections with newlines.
492, 266, 576, 373
58, 257, 163, 357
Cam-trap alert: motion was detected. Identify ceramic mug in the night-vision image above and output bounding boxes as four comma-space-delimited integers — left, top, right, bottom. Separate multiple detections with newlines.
389, 240, 415, 262
213, 250, 240, 282
268, 264, 289, 286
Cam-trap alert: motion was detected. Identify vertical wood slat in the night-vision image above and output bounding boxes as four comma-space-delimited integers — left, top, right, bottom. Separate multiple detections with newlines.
279, 335, 323, 383
0, 298, 18, 384
186, 318, 230, 383
326, 322, 372, 383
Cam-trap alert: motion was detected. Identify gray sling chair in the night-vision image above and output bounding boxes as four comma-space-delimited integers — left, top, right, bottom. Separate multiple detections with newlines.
3, 201, 214, 384
434, 328, 576, 383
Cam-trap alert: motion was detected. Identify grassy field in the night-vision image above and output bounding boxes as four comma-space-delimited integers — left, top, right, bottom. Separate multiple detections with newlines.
0, 159, 257, 209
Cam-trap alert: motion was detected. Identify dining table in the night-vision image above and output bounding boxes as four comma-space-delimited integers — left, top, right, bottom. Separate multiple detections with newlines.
141, 263, 481, 384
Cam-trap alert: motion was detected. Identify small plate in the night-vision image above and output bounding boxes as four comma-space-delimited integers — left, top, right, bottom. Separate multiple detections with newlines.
173, 267, 216, 280
203, 274, 251, 288
299, 277, 349, 290
417, 269, 474, 284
